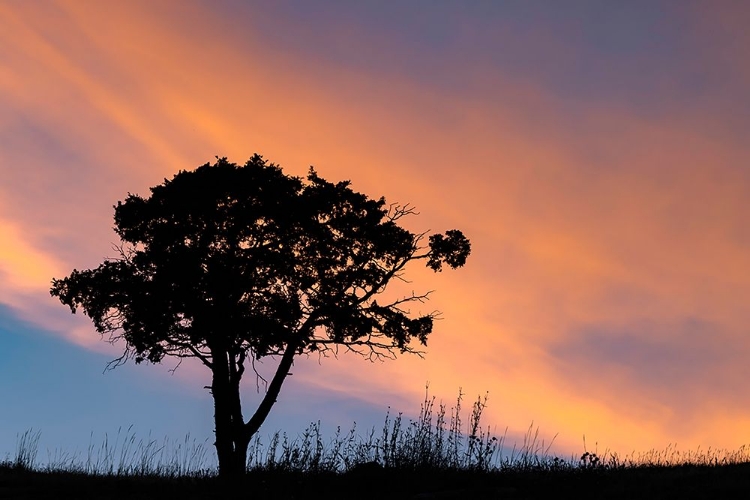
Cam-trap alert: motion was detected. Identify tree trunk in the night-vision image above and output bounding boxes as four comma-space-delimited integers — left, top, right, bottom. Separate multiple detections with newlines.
211, 340, 300, 478
211, 348, 248, 478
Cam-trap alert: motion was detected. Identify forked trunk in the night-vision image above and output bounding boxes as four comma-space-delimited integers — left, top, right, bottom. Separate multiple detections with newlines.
211, 341, 299, 478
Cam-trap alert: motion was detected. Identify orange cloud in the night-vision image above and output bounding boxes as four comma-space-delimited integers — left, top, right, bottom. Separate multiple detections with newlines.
0, 219, 63, 294
1, 0, 748, 459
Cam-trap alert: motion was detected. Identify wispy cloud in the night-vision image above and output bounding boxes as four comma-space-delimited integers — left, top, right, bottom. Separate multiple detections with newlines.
1, 0, 748, 457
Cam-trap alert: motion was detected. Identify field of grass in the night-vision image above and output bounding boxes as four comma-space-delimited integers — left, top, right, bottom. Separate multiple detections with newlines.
2, 390, 749, 499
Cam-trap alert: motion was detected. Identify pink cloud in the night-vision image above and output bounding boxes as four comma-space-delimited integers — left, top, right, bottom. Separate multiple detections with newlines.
0, 0, 748, 458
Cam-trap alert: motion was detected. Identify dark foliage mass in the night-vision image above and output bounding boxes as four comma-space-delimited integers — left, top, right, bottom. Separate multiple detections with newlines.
50, 155, 470, 477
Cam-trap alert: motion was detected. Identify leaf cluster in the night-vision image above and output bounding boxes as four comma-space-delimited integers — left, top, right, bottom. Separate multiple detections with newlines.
50, 156, 470, 368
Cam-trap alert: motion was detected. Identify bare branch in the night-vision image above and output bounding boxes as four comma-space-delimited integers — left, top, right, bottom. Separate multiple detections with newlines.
250, 354, 269, 394
168, 357, 184, 375
103, 350, 131, 373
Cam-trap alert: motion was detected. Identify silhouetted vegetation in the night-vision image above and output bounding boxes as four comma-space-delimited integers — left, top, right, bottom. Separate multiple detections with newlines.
3, 389, 749, 498
50, 155, 470, 478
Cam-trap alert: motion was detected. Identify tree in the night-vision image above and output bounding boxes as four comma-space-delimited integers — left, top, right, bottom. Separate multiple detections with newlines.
50, 155, 471, 477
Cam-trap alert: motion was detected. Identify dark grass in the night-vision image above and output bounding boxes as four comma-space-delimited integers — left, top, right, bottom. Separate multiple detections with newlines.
3, 461, 750, 499
3, 390, 749, 499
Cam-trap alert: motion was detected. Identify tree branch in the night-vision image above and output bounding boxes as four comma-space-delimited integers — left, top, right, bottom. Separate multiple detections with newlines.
243, 337, 301, 438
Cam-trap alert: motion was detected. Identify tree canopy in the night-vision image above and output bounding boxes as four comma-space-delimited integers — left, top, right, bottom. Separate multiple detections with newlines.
50, 155, 471, 476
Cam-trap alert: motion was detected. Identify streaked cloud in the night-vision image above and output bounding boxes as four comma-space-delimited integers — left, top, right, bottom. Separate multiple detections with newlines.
1, 0, 748, 458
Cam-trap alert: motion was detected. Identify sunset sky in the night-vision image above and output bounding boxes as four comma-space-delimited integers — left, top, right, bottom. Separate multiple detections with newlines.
1, 1, 749, 464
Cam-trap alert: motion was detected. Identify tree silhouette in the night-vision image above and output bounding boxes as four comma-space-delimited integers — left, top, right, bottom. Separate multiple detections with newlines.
50, 155, 471, 478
